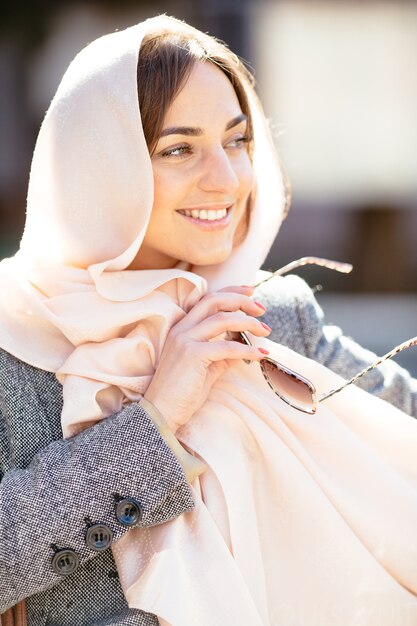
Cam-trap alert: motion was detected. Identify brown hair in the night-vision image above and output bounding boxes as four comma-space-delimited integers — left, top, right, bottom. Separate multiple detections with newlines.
137, 27, 255, 155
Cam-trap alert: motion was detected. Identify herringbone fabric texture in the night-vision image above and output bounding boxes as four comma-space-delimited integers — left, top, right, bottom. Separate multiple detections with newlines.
0, 351, 194, 624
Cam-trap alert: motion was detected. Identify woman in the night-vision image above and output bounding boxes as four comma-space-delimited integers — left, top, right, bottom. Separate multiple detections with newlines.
1, 15, 417, 626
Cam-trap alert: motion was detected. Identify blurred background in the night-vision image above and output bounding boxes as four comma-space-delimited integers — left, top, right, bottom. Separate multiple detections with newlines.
1, 0, 416, 373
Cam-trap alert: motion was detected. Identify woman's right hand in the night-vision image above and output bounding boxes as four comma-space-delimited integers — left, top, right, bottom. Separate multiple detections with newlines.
143, 285, 271, 433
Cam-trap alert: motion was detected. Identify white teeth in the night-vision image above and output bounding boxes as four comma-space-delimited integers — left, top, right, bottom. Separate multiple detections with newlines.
183, 208, 229, 220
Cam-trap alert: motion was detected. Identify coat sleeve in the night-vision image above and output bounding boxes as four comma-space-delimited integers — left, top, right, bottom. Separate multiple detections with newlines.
255, 274, 417, 418
0, 400, 195, 613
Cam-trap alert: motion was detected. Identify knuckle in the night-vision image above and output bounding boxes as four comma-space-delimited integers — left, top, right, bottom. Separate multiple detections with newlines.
199, 292, 218, 314
214, 311, 229, 324
168, 326, 179, 340
182, 338, 199, 357
168, 318, 183, 336
208, 292, 224, 313
204, 291, 219, 304
170, 331, 187, 350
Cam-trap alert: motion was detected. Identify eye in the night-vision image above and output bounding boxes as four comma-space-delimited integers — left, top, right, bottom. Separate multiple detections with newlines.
226, 134, 251, 150
159, 143, 192, 158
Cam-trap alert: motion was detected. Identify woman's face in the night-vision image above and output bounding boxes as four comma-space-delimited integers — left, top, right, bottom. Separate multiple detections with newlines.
132, 61, 254, 269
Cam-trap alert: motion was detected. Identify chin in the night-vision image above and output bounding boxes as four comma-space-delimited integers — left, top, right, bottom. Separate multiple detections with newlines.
184, 245, 233, 267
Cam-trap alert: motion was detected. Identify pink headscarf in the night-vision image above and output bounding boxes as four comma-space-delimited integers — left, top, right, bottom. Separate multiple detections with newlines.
0, 15, 283, 433
2, 16, 417, 625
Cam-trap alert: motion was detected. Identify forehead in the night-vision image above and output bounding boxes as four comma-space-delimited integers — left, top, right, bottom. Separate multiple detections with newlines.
162, 61, 243, 126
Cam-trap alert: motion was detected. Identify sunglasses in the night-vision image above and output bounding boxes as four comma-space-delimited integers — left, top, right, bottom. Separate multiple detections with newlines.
231, 257, 417, 415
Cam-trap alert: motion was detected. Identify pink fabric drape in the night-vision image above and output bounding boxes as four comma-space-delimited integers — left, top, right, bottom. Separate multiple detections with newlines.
112, 339, 417, 625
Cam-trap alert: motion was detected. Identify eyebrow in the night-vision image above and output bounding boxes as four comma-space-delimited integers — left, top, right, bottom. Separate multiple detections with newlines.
159, 114, 248, 138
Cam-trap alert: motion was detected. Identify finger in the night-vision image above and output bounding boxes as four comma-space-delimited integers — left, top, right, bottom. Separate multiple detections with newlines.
217, 285, 254, 295
177, 292, 265, 331
188, 311, 271, 342
198, 339, 269, 365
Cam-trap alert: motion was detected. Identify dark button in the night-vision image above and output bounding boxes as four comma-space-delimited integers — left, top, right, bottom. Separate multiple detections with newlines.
85, 523, 113, 551
51, 549, 79, 576
115, 497, 142, 527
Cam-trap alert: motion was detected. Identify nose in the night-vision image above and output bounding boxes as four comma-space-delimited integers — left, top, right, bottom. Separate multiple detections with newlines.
197, 147, 239, 195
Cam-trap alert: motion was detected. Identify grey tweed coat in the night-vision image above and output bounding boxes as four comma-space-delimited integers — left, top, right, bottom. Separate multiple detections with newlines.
1, 275, 417, 625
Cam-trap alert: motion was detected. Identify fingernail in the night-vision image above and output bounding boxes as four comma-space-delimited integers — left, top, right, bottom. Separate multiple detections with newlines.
254, 300, 267, 312
240, 285, 254, 290
258, 348, 269, 355
260, 322, 272, 332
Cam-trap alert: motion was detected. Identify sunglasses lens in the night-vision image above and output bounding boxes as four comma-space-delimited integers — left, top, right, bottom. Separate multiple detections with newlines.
261, 359, 315, 413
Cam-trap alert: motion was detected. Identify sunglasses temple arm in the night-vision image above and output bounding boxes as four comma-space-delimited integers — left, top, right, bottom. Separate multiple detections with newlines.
319, 337, 417, 403
253, 257, 353, 288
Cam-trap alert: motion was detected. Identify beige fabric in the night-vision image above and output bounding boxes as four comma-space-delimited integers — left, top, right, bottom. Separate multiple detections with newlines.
115, 340, 417, 625
1, 14, 417, 626
139, 397, 206, 483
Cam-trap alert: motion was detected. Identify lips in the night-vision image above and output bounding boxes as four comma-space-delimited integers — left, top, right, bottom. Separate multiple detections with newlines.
176, 204, 233, 229
178, 207, 227, 221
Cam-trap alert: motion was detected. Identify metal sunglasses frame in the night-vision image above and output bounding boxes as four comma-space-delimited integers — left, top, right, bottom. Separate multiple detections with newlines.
234, 257, 417, 415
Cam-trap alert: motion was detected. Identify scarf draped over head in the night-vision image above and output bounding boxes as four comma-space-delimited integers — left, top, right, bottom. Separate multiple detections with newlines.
2, 15, 417, 625
0, 15, 283, 431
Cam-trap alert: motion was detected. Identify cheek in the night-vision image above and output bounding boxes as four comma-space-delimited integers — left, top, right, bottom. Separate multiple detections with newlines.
151, 168, 169, 214
237, 154, 255, 196
233, 157, 255, 245
151, 165, 192, 215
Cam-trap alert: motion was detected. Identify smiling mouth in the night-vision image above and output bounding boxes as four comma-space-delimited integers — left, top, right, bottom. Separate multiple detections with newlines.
177, 206, 228, 220
176, 205, 233, 229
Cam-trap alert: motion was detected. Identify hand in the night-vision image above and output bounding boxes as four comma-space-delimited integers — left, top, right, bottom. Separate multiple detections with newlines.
144, 286, 270, 433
